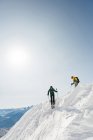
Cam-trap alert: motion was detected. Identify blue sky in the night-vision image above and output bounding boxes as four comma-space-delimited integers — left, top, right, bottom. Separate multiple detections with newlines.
0, 0, 93, 108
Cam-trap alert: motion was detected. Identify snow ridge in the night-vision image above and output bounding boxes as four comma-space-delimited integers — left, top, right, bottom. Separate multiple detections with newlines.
1, 84, 93, 140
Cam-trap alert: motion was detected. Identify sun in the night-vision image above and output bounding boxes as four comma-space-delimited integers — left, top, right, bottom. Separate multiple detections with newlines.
10, 48, 27, 65
6, 47, 29, 68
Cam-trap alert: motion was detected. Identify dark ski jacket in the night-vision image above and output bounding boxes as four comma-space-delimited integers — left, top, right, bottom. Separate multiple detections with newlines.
48, 86, 57, 96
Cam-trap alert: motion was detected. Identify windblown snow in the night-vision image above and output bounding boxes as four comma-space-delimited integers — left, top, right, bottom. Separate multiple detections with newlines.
1, 84, 93, 140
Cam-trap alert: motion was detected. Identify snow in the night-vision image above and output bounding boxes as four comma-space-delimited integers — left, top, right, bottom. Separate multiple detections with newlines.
1, 84, 93, 140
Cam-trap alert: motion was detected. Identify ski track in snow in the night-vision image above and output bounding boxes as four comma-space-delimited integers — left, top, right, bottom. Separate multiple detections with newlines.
1, 84, 93, 140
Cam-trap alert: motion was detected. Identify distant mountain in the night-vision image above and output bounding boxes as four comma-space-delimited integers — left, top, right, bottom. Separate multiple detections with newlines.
0, 129, 8, 138
0, 106, 32, 137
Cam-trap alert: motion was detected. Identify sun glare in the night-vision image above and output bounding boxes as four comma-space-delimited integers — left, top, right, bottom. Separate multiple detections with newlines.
6, 47, 30, 68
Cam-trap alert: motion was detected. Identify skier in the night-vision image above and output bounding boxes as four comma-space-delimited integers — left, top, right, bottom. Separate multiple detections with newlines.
47, 86, 58, 108
71, 76, 80, 87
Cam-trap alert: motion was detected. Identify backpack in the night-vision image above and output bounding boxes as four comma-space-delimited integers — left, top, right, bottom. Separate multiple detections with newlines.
76, 77, 80, 83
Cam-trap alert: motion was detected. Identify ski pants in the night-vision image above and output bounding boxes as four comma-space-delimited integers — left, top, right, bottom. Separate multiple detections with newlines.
74, 81, 78, 87
50, 94, 55, 105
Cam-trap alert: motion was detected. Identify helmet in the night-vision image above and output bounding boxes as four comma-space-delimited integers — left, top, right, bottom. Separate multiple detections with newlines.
71, 76, 74, 79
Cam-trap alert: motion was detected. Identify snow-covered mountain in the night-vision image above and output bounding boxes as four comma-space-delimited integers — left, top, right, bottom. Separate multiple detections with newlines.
1, 84, 93, 140
0, 107, 31, 129
0, 107, 32, 138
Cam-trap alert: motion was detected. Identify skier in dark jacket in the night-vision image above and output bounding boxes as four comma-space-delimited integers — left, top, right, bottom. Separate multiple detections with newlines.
47, 86, 58, 107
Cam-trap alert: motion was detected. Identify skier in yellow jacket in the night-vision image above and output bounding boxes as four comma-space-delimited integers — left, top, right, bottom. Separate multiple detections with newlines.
71, 76, 80, 87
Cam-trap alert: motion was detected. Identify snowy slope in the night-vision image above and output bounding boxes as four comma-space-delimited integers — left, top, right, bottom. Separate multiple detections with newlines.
1, 84, 93, 140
